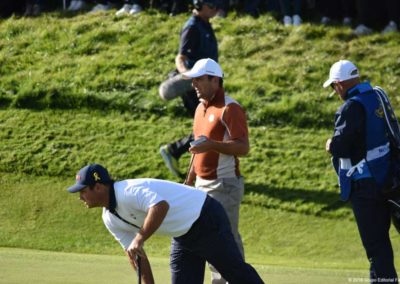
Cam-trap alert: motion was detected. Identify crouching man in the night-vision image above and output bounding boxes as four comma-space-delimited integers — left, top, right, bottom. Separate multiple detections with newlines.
67, 163, 264, 284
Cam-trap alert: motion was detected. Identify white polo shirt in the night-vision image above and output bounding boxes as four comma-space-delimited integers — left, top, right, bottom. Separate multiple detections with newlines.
102, 178, 207, 250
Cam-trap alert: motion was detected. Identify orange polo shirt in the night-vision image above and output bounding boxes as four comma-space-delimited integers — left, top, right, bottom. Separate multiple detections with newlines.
193, 88, 249, 180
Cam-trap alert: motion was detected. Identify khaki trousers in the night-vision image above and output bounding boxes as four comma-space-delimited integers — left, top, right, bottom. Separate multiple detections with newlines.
196, 176, 245, 284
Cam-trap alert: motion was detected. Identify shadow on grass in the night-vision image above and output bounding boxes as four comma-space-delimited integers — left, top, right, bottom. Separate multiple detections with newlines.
245, 183, 352, 219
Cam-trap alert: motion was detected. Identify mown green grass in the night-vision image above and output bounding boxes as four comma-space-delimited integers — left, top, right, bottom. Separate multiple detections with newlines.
1, 109, 400, 270
1, 10, 400, 277
0, 247, 371, 284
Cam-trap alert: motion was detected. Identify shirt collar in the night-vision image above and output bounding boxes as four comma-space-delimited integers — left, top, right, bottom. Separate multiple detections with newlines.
345, 81, 373, 100
108, 182, 117, 213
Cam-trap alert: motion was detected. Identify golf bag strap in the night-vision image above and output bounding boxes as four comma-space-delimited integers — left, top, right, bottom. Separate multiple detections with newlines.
112, 211, 141, 230
374, 86, 400, 148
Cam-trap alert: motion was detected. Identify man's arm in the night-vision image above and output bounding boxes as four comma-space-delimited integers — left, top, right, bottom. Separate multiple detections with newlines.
126, 201, 169, 259
175, 54, 190, 74
328, 101, 365, 157
176, 25, 200, 73
189, 137, 249, 156
125, 250, 155, 284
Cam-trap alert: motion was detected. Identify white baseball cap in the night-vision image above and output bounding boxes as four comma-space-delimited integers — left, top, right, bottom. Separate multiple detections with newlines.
183, 58, 223, 79
323, 60, 359, 88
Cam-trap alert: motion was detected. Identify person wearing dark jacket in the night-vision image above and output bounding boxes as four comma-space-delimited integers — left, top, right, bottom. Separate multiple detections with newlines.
324, 60, 398, 283
158, 0, 219, 177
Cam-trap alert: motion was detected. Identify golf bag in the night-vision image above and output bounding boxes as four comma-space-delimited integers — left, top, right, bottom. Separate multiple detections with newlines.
374, 86, 400, 233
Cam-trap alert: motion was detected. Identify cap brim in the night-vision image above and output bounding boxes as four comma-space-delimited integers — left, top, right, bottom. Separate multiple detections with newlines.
67, 183, 87, 193
182, 70, 205, 80
323, 78, 334, 88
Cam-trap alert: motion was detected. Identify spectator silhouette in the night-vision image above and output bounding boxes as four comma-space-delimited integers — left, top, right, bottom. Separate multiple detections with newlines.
353, 0, 399, 35
318, 0, 355, 26
24, 0, 43, 16
279, 0, 302, 26
159, 0, 219, 177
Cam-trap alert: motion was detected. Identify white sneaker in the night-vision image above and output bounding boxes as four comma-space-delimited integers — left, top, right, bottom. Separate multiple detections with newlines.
116, 4, 132, 16
215, 9, 227, 18
90, 3, 112, 12
321, 16, 330, 25
292, 14, 302, 26
342, 17, 352, 26
382, 21, 398, 34
68, 0, 87, 11
129, 4, 143, 15
353, 24, 373, 36
283, 15, 292, 26
67, 0, 77, 10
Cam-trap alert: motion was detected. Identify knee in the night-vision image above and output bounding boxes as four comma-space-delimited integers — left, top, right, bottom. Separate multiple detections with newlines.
159, 81, 174, 101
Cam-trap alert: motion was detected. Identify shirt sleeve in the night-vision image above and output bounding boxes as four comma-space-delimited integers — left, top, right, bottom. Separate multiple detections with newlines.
102, 209, 139, 250
329, 100, 365, 158
125, 185, 165, 212
221, 103, 249, 140
179, 26, 200, 61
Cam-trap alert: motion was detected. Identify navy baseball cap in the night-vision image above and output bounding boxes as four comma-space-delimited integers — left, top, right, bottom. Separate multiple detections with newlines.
67, 164, 112, 193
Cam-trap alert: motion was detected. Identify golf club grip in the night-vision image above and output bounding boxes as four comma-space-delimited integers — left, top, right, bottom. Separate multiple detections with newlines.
184, 154, 195, 184
136, 255, 141, 284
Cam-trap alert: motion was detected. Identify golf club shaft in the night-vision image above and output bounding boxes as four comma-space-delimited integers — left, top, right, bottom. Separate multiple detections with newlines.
184, 154, 195, 185
136, 255, 141, 284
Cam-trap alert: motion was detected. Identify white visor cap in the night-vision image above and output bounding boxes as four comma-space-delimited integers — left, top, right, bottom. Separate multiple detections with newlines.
183, 58, 223, 79
323, 60, 359, 88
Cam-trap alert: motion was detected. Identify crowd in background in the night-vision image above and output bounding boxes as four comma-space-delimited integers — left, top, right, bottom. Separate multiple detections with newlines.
0, 0, 399, 35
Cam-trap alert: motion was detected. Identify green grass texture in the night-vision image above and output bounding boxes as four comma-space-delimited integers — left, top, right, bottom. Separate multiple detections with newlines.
0, 12, 399, 127
0, 247, 370, 284
1, 10, 400, 273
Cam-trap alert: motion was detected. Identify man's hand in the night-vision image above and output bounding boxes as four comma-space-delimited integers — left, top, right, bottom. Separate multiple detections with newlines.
125, 249, 155, 284
189, 137, 213, 154
126, 233, 146, 262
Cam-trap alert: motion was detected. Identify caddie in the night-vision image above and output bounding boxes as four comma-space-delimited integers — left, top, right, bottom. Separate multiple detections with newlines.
67, 163, 264, 284
324, 60, 398, 283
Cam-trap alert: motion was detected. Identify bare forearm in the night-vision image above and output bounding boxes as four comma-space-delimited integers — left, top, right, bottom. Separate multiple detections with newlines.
190, 138, 249, 157
126, 201, 169, 260
175, 54, 189, 74
210, 139, 249, 156
139, 201, 169, 241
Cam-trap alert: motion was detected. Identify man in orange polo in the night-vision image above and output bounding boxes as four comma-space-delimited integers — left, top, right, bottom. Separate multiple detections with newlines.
183, 58, 250, 284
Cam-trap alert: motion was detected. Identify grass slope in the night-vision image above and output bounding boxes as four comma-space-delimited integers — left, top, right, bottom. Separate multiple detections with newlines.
0, 12, 399, 127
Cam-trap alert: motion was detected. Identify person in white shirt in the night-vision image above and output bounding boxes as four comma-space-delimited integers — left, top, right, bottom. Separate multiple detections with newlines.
67, 163, 264, 284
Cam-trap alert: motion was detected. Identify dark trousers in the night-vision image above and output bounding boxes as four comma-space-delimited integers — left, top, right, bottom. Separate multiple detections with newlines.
350, 178, 398, 283
356, 0, 399, 27
168, 133, 193, 160
170, 196, 264, 284
317, 0, 356, 19
279, 0, 302, 16
168, 89, 198, 160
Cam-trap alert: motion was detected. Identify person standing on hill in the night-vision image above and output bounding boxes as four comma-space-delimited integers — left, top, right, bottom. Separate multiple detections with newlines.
158, 0, 219, 177
324, 60, 398, 283
183, 58, 250, 284
67, 163, 264, 284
